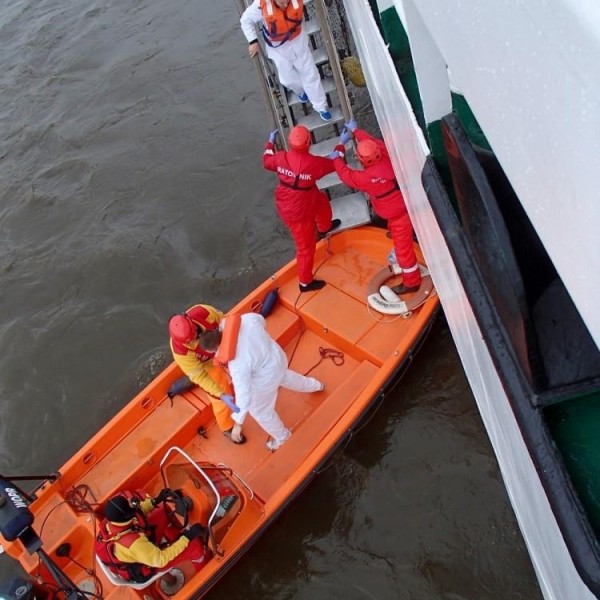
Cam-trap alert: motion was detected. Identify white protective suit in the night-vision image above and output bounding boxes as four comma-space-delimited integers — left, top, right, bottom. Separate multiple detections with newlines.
240, 0, 328, 112
227, 313, 322, 443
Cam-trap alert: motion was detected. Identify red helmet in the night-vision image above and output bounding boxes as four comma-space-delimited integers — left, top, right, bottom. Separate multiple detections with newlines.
356, 139, 382, 167
169, 315, 196, 343
288, 125, 311, 152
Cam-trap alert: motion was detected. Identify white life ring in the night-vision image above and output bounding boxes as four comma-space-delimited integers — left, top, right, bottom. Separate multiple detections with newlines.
366, 266, 434, 316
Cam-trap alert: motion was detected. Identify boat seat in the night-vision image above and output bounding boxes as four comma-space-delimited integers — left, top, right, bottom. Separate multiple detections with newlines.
95, 556, 175, 590
76, 398, 203, 506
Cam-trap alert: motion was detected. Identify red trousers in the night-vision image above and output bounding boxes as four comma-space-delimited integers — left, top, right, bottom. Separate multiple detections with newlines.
285, 199, 332, 285
388, 213, 421, 288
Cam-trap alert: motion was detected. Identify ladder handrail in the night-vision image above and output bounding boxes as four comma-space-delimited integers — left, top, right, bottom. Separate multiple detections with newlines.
312, 0, 353, 125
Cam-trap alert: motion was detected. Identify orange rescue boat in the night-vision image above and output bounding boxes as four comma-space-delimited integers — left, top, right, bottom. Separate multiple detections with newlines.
0, 226, 438, 600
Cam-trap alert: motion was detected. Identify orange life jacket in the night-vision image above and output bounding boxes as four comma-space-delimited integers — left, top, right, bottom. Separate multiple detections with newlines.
260, 0, 303, 47
215, 313, 242, 366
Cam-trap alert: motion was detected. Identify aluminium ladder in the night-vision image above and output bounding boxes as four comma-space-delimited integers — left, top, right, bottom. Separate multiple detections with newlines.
235, 0, 372, 231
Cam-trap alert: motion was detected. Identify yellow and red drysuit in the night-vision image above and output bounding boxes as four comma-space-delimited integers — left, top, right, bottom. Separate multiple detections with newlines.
95, 494, 211, 581
169, 304, 235, 432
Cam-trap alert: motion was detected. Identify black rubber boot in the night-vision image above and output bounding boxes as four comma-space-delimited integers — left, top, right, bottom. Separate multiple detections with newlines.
299, 279, 326, 293
318, 219, 342, 239
391, 283, 420, 295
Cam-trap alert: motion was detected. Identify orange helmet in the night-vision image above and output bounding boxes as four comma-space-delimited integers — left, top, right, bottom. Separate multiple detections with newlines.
356, 139, 382, 167
169, 315, 196, 343
288, 125, 311, 152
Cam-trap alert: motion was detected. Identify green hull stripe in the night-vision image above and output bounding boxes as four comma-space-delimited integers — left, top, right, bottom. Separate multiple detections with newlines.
546, 392, 600, 537
379, 7, 426, 134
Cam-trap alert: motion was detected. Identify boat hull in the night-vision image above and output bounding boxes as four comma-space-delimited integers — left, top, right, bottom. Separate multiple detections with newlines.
1, 225, 438, 599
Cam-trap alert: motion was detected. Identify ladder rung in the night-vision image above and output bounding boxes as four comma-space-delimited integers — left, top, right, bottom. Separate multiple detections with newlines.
317, 171, 342, 190
311, 138, 347, 156
295, 106, 344, 131
311, 47, 329, 66
304, 18, 320, 37
286, 76, 337, 107
330, 192, 372, 230
317, 157, 363, 191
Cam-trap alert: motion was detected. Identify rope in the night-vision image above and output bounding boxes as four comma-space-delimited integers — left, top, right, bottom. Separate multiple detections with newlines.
305, 346, 344, 376
66, 484, 99, 513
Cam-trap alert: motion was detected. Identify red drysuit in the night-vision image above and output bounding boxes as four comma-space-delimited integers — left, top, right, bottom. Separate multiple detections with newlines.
263, 141, 335, 285
333, 129, 421, 288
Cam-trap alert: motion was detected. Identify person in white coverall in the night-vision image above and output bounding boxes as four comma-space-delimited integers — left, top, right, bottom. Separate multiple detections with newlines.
240, 0, 332, 121
198, 313, 323, 451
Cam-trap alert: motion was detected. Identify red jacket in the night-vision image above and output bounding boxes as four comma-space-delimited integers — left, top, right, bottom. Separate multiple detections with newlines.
333, 129, 407, 220
263, 141, 335, 222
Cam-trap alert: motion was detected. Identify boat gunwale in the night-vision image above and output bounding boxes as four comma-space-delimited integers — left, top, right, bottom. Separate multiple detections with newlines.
6, 226, 440, 598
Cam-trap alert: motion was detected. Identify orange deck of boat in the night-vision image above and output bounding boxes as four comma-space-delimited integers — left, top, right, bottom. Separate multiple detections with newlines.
5, 226, 438, 599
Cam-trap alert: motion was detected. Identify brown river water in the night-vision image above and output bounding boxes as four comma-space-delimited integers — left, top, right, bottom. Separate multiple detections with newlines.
0, 1, 542, 598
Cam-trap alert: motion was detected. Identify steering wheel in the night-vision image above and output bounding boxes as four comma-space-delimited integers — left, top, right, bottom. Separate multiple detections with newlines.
157, 489, 191, 530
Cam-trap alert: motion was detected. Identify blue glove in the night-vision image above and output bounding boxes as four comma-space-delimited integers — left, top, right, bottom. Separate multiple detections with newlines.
327, 150, 341, 160
340, 128, 352, 145
344, 119, 357, 132
220, 394, 240, 413
268, 129, 278, 144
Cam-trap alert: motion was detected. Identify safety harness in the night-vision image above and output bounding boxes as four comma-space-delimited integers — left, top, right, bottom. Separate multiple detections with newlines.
373, 179, 400, 199
278, 178, 317, 190
277, 153, 317, 190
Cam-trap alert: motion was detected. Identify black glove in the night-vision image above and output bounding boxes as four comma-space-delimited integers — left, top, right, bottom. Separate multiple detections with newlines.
182, 523, 205, 541
152, 489, 172, 506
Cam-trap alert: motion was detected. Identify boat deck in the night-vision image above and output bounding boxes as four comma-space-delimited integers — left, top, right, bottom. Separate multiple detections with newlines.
6, 227, 438, 598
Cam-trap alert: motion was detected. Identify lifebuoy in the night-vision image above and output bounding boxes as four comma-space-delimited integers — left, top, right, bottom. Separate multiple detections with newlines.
367, 265, 434, 316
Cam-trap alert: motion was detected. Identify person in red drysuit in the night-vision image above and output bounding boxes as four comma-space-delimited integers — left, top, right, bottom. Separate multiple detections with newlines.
332, 120, 421, 293
263, 125, 341, 292
95, 490, 211, 582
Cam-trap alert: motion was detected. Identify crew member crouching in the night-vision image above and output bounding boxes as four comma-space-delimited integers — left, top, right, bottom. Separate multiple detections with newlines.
95, 490, 211, 582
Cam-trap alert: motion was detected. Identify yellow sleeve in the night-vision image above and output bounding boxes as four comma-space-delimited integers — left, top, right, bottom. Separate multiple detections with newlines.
139, 497, 155, 516
170, 343, 225, 398
114, 534, 190, 569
